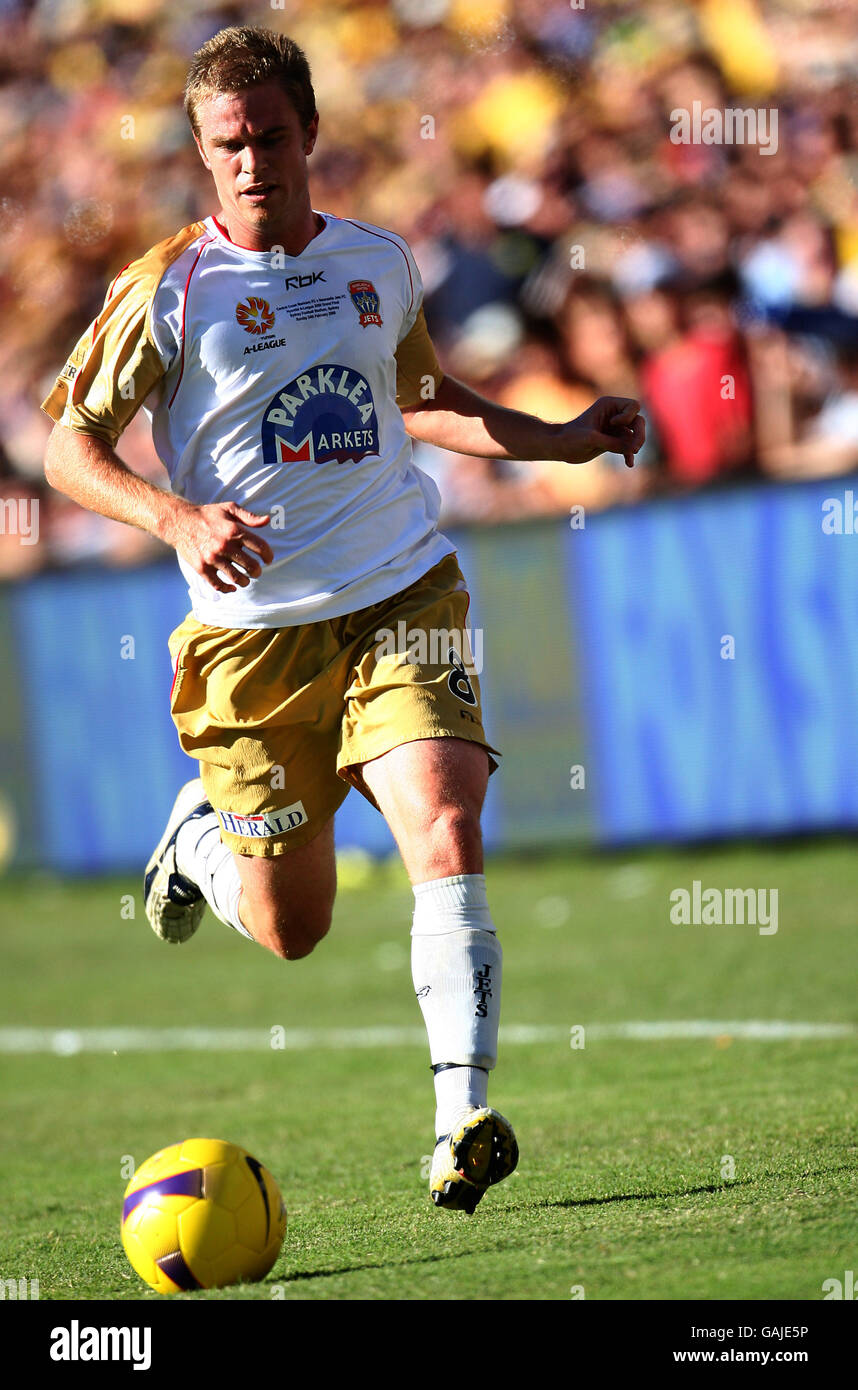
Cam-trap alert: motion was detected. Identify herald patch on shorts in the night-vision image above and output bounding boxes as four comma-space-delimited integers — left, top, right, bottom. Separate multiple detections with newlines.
215, 802, 308, 838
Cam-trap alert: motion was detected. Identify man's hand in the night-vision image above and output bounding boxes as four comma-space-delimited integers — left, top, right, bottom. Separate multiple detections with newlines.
555, 397, 646, 469
401, 376, 645, 468
164, 501, 274, 594
43, 427, 275, 592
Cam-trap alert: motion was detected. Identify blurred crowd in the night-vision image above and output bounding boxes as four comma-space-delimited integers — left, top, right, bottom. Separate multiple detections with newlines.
2, 0, 858, 576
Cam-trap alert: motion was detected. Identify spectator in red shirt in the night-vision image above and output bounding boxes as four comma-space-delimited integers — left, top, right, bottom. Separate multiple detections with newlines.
641, 272, 754, 488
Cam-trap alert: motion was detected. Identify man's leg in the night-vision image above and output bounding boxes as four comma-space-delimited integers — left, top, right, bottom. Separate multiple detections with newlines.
359, 735, 517, 1212
146, 783, 336, 961
231, 819, 337, 959
360, 735, 487, 881
156, 607, 348, 958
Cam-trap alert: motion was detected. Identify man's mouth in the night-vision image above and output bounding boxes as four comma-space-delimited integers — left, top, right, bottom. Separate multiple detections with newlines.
240, 184, 277, 202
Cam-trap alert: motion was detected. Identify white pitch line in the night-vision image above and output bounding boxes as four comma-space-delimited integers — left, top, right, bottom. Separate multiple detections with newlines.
0, 1021, 853, 1055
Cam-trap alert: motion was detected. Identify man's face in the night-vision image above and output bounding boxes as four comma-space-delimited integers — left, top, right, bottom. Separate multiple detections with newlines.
194, 82, 319, 248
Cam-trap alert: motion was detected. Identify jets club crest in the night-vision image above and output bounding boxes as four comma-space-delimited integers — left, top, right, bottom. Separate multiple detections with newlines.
262, 364, 380, 467
348, 279, 382, 327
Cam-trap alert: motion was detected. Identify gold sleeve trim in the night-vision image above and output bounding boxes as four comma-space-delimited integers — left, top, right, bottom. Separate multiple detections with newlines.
395, 305, 445, 410
41, 222, 206, 448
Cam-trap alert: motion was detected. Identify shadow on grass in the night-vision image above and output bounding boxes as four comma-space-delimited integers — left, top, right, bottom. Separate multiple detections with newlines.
272, 1162, 851, 1283
277, 1244, 481, 1284
273, 1185, 740, 1284
532, 1179, 746, 1211
532, 1157, 857, 1212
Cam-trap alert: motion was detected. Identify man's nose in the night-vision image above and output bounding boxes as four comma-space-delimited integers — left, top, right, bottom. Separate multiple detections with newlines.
241, 144, 267, 175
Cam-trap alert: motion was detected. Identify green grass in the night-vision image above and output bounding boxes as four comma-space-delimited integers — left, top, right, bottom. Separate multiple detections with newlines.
1, 841, 856, 1300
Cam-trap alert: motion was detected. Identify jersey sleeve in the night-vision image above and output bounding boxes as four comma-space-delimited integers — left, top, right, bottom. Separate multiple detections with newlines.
392, 237, 444, 409
40, 261, 175, 448
395, 303, 445, 410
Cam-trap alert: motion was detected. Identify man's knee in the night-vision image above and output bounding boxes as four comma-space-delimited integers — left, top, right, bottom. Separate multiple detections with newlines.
420, 802, 483, 869
242, 896, 333, 960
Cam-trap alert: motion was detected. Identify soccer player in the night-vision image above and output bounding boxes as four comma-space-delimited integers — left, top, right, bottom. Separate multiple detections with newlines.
41, 26, 644, 1213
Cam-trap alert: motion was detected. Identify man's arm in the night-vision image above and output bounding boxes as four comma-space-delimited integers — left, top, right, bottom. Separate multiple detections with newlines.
401, 374, 645, 469
44, 425, 273, 594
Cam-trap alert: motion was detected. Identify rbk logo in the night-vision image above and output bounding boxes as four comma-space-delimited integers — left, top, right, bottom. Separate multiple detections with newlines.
284, 270, 326, 291
473, 964, 492, 1018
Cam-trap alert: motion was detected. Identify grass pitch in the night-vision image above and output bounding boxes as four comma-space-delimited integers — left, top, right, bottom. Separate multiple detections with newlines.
1, 841, 856, 1301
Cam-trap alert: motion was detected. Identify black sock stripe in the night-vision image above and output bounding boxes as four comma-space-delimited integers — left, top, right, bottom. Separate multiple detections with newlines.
430, 1062, 489, 1075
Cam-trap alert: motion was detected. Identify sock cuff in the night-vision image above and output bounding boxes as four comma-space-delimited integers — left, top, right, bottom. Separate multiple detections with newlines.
411, 874, 495, 938
175, 811, 220, 880
412, 873, 488, 913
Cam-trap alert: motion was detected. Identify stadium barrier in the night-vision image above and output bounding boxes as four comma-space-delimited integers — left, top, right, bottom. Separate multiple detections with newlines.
2, 476, 857, 871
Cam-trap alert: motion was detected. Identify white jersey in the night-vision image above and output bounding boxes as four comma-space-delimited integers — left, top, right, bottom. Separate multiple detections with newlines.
42, 211, 454, 628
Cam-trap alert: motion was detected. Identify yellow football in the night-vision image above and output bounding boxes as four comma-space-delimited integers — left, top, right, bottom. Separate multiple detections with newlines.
121, 1138, 286, 1294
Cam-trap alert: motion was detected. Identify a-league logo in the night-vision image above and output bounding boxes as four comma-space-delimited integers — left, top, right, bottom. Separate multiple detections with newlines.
236, 297, 275, 336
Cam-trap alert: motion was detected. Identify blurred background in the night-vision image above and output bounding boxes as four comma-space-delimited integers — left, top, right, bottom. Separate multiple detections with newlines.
2, 0, 858, 869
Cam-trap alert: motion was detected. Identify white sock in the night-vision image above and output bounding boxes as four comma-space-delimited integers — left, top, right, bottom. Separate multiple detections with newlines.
175, 812, 252, 940
411, 873, 502, 1138
432, 1064, 489, 1139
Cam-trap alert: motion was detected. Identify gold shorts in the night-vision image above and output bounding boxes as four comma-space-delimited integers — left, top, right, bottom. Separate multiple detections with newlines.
167, 551, 501, 855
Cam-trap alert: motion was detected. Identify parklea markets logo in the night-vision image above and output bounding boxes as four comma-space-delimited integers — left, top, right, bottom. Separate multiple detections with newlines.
261, 363, 379, 467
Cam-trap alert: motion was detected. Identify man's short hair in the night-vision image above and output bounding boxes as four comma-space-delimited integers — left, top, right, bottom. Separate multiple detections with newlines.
184, 25, 317, 139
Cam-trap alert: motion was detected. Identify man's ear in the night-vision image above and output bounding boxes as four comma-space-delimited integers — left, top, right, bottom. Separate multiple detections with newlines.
194, 134, 213, 172
303, 111, 319, 157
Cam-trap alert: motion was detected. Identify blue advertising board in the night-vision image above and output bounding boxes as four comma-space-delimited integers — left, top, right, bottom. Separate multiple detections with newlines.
1, 478, 856, 871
